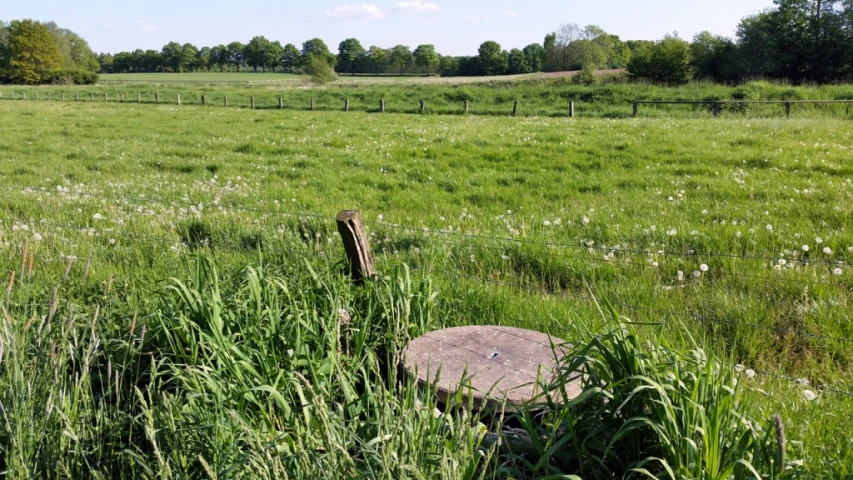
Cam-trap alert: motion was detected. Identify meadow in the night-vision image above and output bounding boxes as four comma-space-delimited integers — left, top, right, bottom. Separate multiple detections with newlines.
0, 98, 851, 478
5, 79, 853, 118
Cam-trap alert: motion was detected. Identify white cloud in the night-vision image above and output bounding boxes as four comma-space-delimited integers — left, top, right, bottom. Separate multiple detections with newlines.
324, 4, 385, 21
504, 10, 517, 17
393, 1, 440, 14
135, 20, 160, 32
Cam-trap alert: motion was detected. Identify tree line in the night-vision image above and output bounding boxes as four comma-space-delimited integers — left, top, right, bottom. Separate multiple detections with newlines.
0, 19, 99, 84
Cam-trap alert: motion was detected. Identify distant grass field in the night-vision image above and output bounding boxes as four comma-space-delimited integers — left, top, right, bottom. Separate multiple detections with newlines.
99, 71, 303, 83
6, 79, 853, 118
0, 99, 851, 477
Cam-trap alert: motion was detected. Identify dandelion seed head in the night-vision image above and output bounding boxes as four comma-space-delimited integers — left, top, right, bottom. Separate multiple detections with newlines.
802, 245, 810, 252
700, 264, 709, 272
802, 390, 817, 401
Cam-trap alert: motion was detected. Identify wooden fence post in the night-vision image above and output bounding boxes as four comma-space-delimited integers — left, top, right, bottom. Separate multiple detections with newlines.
279, 97, 283, 109
62, 92, 65, 101
48, 92, 51, 100
251, 96, 255, 109
380, 99, 385, 113
512, 101, 518, 116
177, 94, 181, 105
224, 96, 228, 107
120, 93, 124, 102
155, 93, 159, 103
345, 99, 349, 111
35, 93, 38, 100
89, 93, 93, 101
785, 102, 791, 118
311, 98, 315, 111
713, 102, 720, 117
633, 102, 638, 117
104, 93, 108, 102
75, 93, 78, 101
137, 93, 141, 103
201, 95, 206, 105
420, 100, 425, 112
22, 92, 26, 100
464, 100, 469, 114
336, 210, 376, 285
569, 101, 575, 118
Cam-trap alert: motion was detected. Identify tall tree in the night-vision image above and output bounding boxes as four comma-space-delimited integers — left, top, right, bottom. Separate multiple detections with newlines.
197, 46, 212, 71
543, 33, 560, 71
210, 45, 228, 71
301, 38, 336, 67
181, 43, 199, 72
627, 34, 691, 85
244, 36, 271, 72
413, 44, 439, 75
337, 38, 366, 74
280, 43, 300, 72
227, 41, 245, 72
266, 41, 284, 72
44, 22, 99, 71
367, 45, 386, 74
3, 19, 62, 84
161, 41, 185, 72
507, 48, 532, 74
523, 43, 545, 72
478, 41, 508, 76
389, 45, 413, 74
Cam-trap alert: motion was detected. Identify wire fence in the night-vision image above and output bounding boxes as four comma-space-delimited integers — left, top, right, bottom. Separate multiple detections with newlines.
2, 183, 851, 397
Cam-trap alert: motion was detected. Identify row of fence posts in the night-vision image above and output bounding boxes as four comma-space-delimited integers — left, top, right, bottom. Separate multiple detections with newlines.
0, 90, 577, 117
632, 101, 799, 118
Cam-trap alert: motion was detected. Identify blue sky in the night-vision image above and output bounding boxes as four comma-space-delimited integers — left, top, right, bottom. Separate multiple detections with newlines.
1, 0, 775, 55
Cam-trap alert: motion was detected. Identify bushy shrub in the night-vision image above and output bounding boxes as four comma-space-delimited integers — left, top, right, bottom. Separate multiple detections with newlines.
304, 57, 337, 85
45, 68, 98, 85
572, 64, 598, 86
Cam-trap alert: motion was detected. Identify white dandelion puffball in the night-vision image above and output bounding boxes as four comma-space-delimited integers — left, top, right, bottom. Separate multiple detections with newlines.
93, 213, 103, 220
700, 264, 709, 272
802, 245, 810, 252
823, 247, 832, 255
693, 271, 702, 278
834, 268, 843, 275
33, 233, 43, 241
543, 220, 551, 226
802, 390, 818, 401
766, 224, 773, 231
815, 237, 823, 244
582, 216, 590, 225
745, 369, 756, 378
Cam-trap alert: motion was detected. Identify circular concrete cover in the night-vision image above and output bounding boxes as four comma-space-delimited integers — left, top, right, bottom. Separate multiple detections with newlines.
402, 325, 583, 411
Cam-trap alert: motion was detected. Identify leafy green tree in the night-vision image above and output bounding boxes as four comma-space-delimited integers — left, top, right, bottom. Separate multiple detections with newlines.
572, 63, 598, 85
543, 32, 560, 71
478, 41, 508, 76
280, 43, 300, 72
266, 41, 284, 72
2, 19, 62, 84
244, 36, 270, 72
523, 43, 545, 72
197, 46, 212, 71
44, 22, 99, 72
690, 31, 741, 82
507, 48, 532, 74
96, 52, 114, 73
181, 43, 199, 72
337, 38, 366, 74
227, 41, 245, 71
367, 45, 386, 74
439, 55, 459, 76
389, 45, 413, 74
413, 44, 439, 75
301, 38, 336, 68
210, 45, 228, 71
161, 41, 185, 72
627, 34, 691, 85
565, 40, 607, 70
143, 49, 163, 72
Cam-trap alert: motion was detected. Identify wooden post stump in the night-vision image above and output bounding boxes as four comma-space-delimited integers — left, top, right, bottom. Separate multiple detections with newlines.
120, 93, 124, 102
104, 93, 108, 102
251, 96, 255, 109
177, 94, 181, 105
201, 95, 206, 105
380, 99, 385, 113
137, 93, 141, 103
279, 97, 283, 109
785, 102, 791, 117
464, 100, 469, 114
155, 93, 159, 103
420, 100, 425, 112
311, 98, 315, 110
224, 96, 228, 107
512, 101, 518, 116
336, 210, 375, 285
632, 102, 638, 117
569, 101, 575, 118
345, 99, 349, 111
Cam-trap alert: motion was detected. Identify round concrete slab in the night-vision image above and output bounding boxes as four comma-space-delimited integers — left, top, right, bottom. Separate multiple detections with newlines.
402, 326, 582, 411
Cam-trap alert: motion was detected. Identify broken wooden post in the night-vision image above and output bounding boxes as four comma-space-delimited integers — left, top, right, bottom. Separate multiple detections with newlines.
569, 101, 575, 118
512, 101, 518, 116
336, 210, 376, 285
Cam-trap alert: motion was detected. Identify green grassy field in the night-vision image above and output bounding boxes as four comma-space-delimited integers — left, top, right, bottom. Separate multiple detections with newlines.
0, 100, 851, 477
5, 79, 853, 118
100, 72, 303, 83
